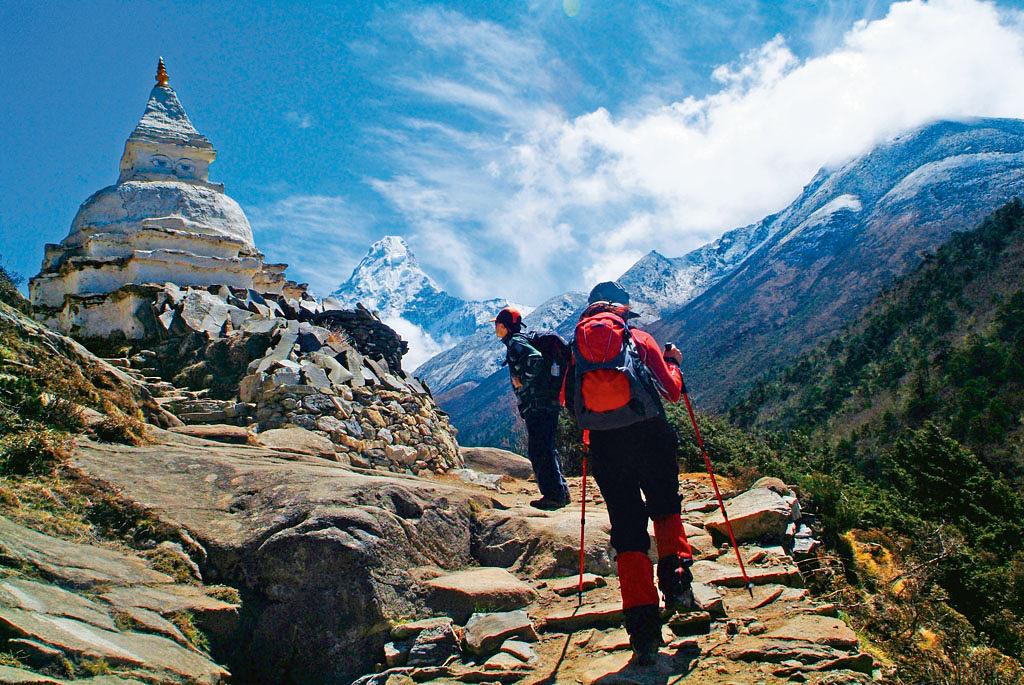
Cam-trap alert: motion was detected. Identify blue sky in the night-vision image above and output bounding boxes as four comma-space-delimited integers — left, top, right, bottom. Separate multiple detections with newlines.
4, 0, 1024, 307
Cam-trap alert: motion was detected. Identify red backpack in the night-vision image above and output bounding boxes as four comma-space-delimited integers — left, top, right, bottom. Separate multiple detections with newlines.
568, 306, 664, 430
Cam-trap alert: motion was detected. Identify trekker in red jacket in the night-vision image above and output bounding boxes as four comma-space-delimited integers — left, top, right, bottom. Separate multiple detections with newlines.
563, 281, 695, 666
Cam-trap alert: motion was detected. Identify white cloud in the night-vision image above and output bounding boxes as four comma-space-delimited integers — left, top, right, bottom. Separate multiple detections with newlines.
384, 316, 455, 371
247, 195, 374, 296
369, 0, 1024, 306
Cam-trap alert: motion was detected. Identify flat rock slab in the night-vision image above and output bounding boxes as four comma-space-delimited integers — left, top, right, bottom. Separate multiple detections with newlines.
579, 650, 695, 685
464, 611, 538, 656
724, 584, 785, 613
100, 584, 237, 618
0, 605, 228, 683
540, 601, 623, 633
390, 617, 454, 641
0, 666, 61, 684
724, 636, 853, 666
474, 506, 614, 578
483, 652, 528, 670
0, 578, 116, 631
595, 628, 631, 652
0, 516, 172, 589
168, 424, 251, 444
458, 447, 534, 480
0, 668, 145, 684
704, 488, 793, 541
254, 426, 337, 459
691, 582, 724, 615
765, 615, 858, 648
425, 567, 536, 622
666, 611, 711, 636
499, 639, 538, 664
545, 573, 607, 596
692, 560, 801, 588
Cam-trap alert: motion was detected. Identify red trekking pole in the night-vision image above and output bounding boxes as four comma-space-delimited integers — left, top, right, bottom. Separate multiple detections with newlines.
577, 429, 590, 606
678, 372, 755, 598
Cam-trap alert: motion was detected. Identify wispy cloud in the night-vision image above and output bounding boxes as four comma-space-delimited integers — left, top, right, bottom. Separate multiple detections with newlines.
284, 110, 314, 129
247, 195, 373, 296
363, 0, 1024, 305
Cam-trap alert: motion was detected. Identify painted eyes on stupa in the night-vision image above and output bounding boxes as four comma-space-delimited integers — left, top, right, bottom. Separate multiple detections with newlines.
175, 159, 195, 178
146, 154, 196, 179
150, 155, 172, 170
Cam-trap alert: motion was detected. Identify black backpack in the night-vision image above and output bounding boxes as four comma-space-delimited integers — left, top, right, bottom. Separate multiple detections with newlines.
524, 330, 571, 393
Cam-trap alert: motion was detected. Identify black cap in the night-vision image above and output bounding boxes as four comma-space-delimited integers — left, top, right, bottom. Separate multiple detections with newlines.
588, 281, 631, 306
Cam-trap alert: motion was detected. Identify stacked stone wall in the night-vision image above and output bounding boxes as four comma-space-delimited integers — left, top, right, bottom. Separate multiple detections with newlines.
96, 283, 462, 473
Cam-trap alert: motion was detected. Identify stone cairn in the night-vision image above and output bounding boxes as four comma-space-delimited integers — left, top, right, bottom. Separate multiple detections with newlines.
109, 281, 462, 475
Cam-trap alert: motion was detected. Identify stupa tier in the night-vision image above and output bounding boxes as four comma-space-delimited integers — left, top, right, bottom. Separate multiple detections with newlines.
29, 59, 299, 339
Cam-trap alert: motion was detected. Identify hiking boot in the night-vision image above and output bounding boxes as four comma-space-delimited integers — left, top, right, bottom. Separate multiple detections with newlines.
658, 554, 696, 612
530, 496, 568, 511
623, 604, 661, 666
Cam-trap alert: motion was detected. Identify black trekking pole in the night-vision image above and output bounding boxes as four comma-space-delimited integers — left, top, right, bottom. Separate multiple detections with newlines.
675, 360, 755, 598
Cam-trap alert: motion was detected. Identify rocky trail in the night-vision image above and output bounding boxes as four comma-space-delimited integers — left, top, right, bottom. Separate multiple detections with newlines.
1, 421, 877, 684
352, 470, 875, 685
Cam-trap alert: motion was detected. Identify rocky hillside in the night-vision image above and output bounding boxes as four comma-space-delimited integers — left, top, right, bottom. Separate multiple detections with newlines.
331, 236, 524, 350
652, 117, 1024, 410
643, 200, 1024, 681
723, 200, 1024, 670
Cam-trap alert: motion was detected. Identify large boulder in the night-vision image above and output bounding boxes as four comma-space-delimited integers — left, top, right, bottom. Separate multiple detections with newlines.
459, 447, 534, 480
704, 488, 794, 541
69, 430, 484, 684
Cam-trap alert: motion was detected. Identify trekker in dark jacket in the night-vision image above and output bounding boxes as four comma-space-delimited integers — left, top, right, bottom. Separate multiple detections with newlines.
494, 306, 570, 510
562, 281, 695, 666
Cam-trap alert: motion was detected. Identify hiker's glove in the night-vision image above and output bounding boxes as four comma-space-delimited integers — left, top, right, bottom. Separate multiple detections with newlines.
663, 344, 682, 365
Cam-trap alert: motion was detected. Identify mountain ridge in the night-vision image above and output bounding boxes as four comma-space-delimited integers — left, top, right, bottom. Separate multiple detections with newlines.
651, 116, 1024, 411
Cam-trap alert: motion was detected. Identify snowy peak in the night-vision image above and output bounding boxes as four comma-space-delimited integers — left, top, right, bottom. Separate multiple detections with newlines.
332, 236, 442, 316
332, 236, 527, 368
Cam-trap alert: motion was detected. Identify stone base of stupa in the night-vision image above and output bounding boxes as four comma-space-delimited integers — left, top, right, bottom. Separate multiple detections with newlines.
34, 278, 316, 342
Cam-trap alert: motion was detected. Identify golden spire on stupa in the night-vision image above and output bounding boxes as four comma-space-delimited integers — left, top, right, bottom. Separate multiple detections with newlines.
156, 57, 169, 87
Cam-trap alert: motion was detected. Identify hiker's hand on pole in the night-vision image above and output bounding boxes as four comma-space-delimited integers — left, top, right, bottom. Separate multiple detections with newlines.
511, 376, 523, 390
663, 343, 682, 365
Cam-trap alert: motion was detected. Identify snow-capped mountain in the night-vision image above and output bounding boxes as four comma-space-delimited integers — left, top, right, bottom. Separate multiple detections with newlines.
331, 236, 528, 367
651, 116, 1024, 409
417, 214, 781, 394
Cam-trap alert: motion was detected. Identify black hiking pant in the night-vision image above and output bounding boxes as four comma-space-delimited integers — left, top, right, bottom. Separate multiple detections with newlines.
588, 415, 681, 555
524, 409, 570, 502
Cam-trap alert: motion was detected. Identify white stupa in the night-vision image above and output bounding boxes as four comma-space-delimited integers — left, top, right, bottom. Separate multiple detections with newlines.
30, 59, 290, 338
